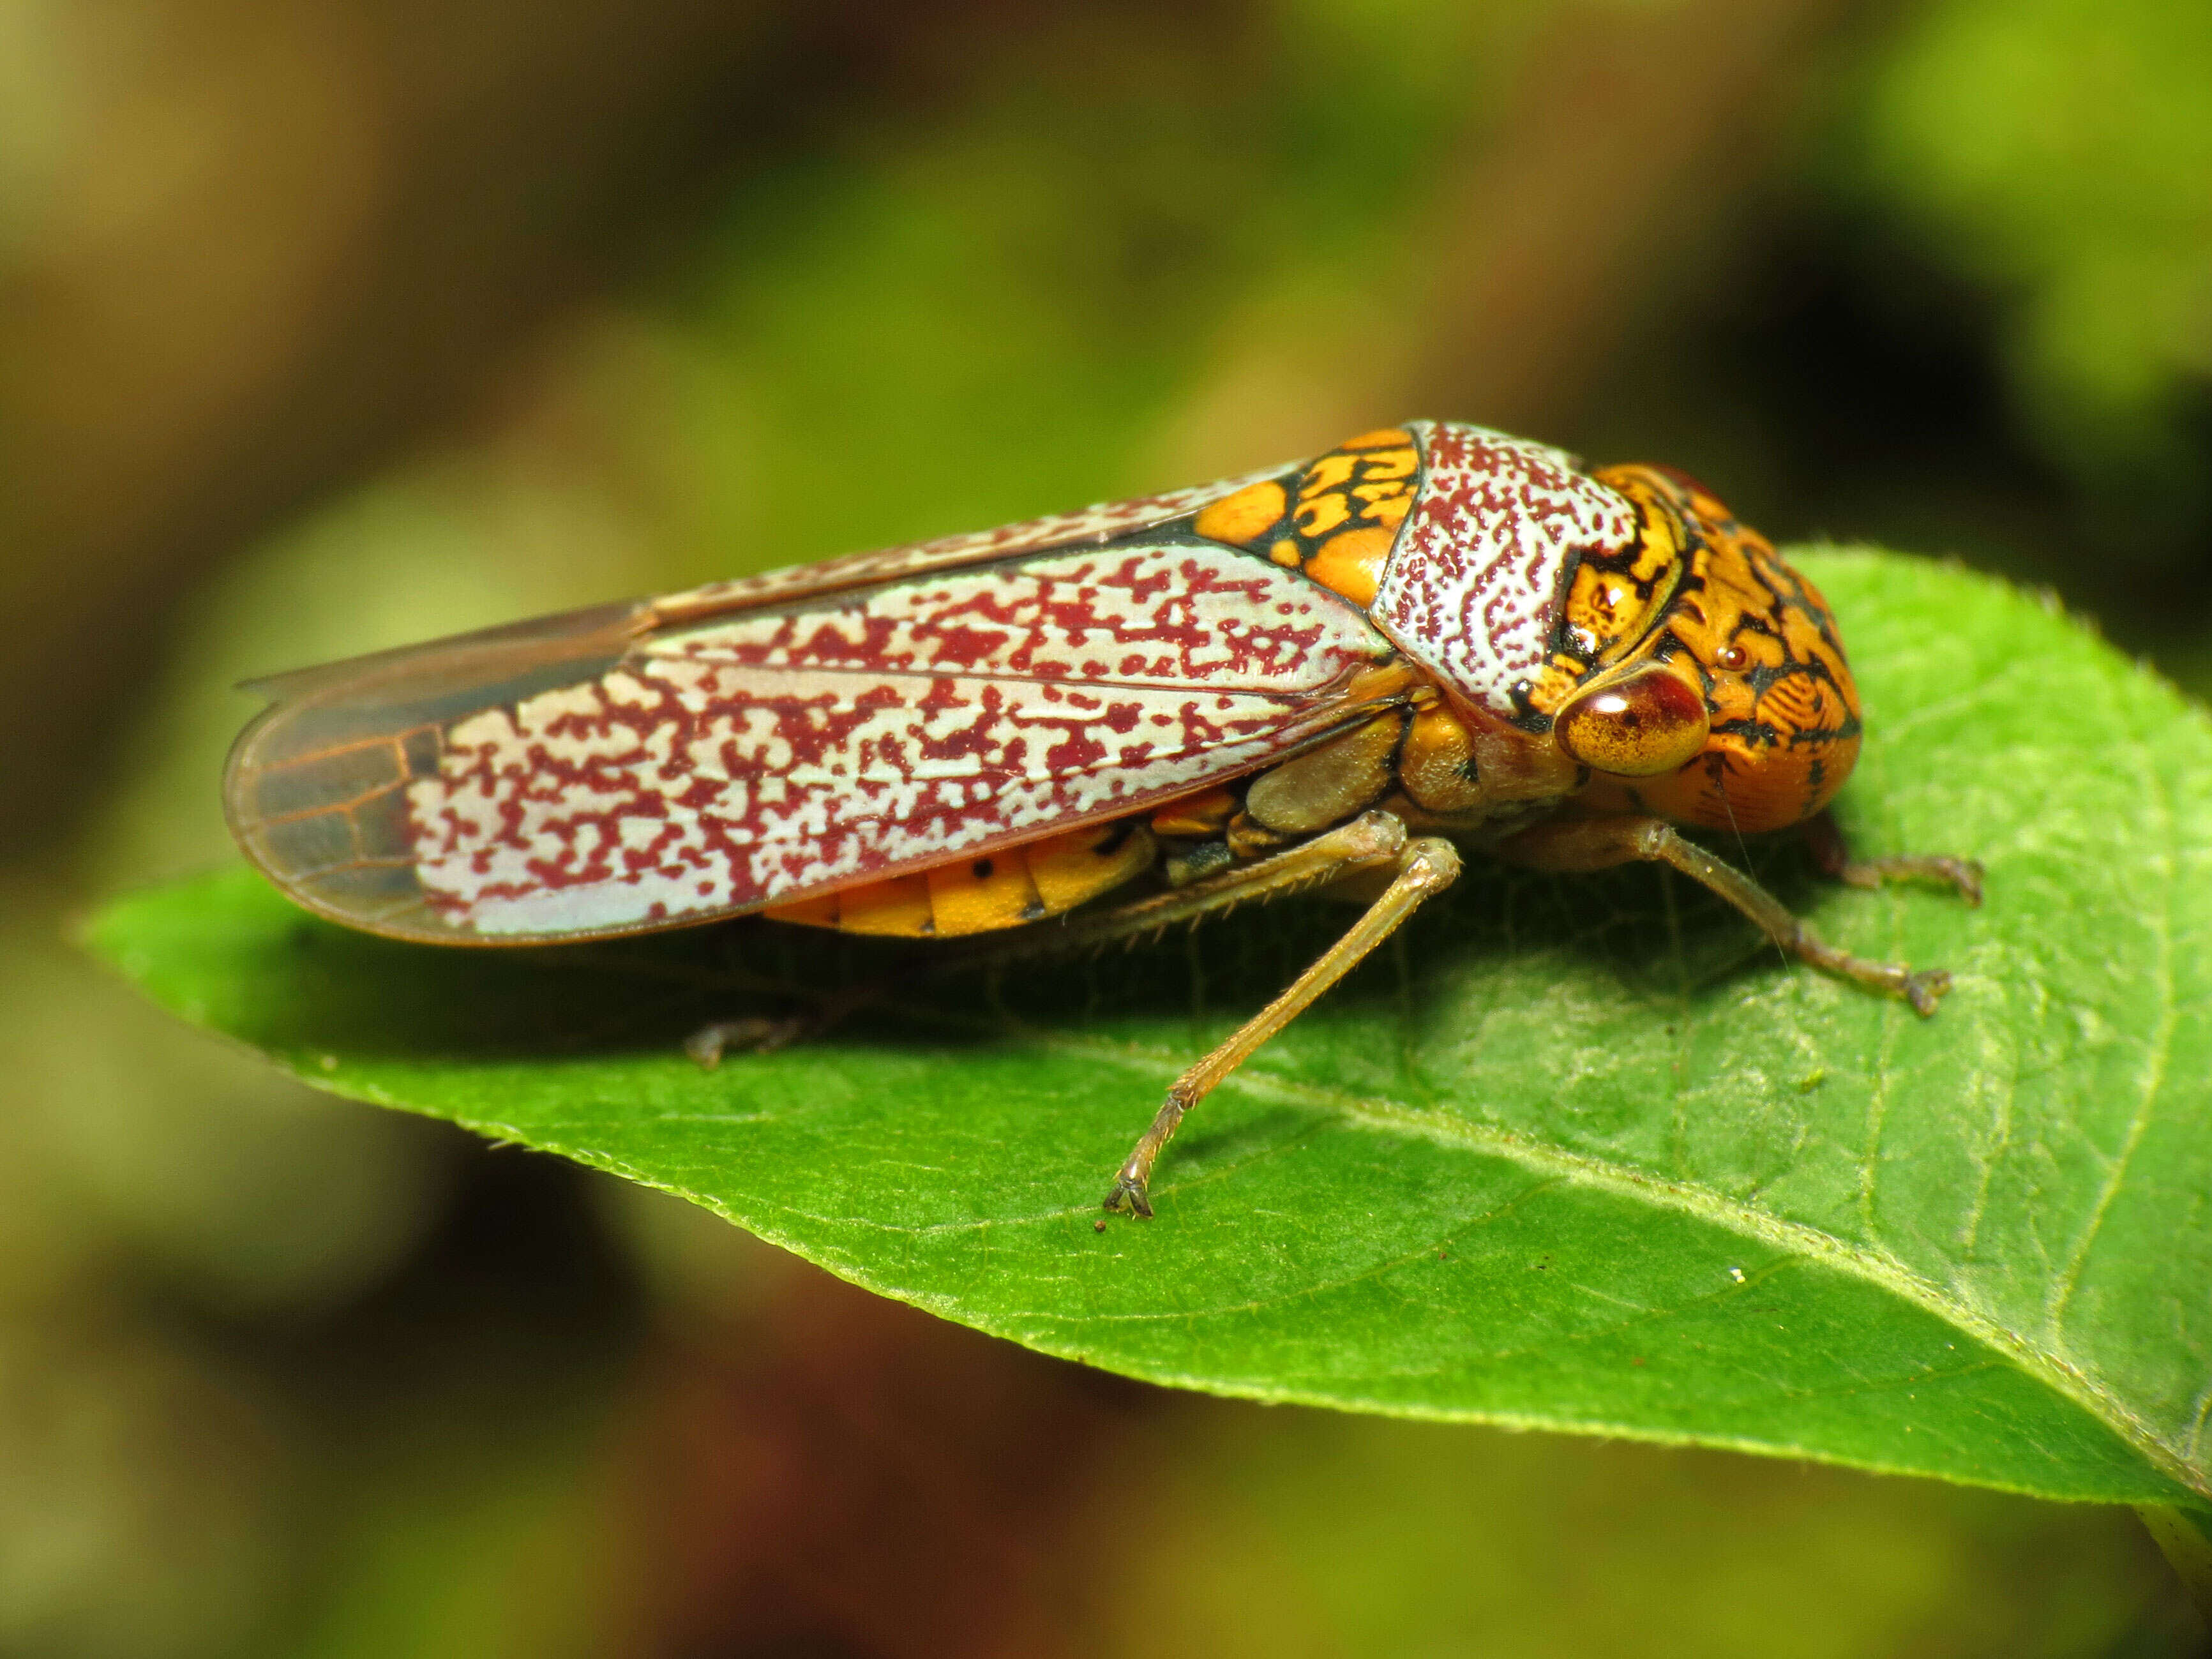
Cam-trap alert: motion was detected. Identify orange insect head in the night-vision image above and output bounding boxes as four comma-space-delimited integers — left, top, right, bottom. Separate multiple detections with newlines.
1570, 466, 1863, 834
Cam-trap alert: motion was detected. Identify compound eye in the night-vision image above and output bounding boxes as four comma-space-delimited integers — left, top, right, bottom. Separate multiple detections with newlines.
1554, 663, 1710, 776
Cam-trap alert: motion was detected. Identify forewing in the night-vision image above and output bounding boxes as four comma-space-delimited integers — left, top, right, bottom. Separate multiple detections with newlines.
652, 461, 1285, 624
226, 539, 1398, 943
225, 599, 652, 939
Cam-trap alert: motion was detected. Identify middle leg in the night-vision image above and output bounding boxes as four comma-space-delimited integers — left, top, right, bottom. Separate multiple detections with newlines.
1492, 814, 1954, 1014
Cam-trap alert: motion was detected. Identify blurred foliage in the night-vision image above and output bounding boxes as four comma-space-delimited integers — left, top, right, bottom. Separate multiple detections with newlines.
1847, 0, 2212, 546
1092, 1408, 2182, 1658
5, 0, 2212, 1651
649, 0, 1534, 571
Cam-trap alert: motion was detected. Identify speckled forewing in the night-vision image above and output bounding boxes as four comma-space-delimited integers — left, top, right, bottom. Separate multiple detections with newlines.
654, 463, 1284, 624
225, 599, 652, 940
227, 540, 1396, 943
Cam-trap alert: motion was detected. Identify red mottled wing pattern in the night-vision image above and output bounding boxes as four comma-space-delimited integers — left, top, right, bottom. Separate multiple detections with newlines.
225, 599, 652, 938
654, 463, 1284, 624
227, 538, 1398, 944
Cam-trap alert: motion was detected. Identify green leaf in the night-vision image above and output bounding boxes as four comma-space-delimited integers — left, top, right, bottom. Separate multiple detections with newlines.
85, 550, 2212, 1508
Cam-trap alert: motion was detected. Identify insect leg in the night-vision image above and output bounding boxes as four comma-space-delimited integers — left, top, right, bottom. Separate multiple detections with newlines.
686, 1007, 846, 1067
1072, 813, 1462, 1219
1493, 815, 1954, 1016
1801, 808, 1983, 906
688, 810, 1412, 1070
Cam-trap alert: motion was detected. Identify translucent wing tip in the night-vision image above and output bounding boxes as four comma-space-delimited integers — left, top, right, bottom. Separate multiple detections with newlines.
223, 599, 647, 944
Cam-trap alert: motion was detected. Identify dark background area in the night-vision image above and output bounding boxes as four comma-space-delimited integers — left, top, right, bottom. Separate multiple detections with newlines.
4, 0, 2209, 1652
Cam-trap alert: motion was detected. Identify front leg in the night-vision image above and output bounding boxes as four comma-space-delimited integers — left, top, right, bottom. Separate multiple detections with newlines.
1802, 807, 1983, 906
1492, 814, 1957, 1016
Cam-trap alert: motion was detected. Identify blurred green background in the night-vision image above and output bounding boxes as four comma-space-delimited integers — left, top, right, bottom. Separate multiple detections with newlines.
4, 0, 2211, 1652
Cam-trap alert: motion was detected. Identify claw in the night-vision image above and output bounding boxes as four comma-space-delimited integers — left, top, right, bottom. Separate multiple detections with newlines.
1949, 860, 1986, 908
1903, 968, 1952, 1017
1102, 1173, 1155, 1220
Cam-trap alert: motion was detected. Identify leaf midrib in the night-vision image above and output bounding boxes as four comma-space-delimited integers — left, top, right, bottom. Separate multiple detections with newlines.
998, 1021, 2211, 1502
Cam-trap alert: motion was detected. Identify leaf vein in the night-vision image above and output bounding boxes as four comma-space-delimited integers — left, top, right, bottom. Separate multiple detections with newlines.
2042, 680, 2179, 1344
1023, 1030, 2211, 1499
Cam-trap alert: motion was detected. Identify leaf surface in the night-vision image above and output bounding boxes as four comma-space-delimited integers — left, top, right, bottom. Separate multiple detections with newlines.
87, 552, 2212, 1506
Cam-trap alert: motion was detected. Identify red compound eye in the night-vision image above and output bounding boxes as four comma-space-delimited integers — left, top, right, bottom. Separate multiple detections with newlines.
1554, 664, 1711, 777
